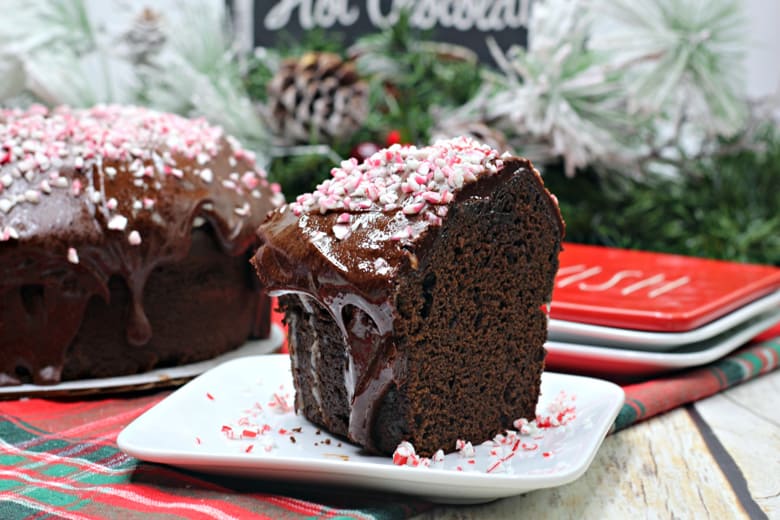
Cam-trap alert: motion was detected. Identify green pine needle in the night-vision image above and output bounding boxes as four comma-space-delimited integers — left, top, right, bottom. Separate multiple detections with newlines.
352, 10, 483, 144
544, 126, 780, 265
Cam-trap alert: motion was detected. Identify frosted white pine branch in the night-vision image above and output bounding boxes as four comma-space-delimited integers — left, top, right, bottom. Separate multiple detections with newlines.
439, 0, 748, 178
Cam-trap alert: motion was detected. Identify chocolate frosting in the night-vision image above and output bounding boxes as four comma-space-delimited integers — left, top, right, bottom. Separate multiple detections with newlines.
253, 138, 563, 451
0, 105, 284, 385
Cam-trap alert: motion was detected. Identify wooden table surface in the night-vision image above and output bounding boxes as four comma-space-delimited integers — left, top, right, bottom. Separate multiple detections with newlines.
415, 370, 779, 519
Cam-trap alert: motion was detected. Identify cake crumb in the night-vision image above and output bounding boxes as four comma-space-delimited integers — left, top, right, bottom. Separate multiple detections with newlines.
323, 453, 349, 461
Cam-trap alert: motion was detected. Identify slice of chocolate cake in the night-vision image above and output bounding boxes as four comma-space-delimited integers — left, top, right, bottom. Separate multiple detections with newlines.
252, 137, 564, 456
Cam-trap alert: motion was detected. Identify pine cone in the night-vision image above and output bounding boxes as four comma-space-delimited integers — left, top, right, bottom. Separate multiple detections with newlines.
266, 52, 368, 144
431, 121, 511, 154
123, 8, 166, 66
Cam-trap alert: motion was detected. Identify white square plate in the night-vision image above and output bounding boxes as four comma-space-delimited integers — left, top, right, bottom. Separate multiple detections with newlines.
118, 355, 624, 503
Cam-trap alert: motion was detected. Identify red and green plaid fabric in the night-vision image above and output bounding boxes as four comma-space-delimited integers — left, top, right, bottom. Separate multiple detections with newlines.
0, 393, 430, 519
1, 331, 778, 519
614, 332, 780, 432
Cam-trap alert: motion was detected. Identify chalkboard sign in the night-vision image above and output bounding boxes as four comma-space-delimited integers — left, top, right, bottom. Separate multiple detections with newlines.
236, 0, 530, 63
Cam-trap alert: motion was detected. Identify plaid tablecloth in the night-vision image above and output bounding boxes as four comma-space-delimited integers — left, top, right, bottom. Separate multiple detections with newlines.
1, 327, 779, 519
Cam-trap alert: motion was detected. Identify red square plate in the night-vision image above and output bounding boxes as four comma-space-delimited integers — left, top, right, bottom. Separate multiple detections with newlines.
550, 244, 780, 332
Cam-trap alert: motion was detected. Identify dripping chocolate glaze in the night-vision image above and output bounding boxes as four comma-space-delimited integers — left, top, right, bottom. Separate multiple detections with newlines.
0, 107, 281, 385
253, 158, 564, 452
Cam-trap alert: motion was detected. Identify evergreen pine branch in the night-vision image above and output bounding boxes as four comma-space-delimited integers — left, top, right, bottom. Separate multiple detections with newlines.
39, 0, 96, 53
544, 125, 780, 265
145, 2, 271, 164
1, 0, 123, 106
350, 10, 483, 144
24, 52, 102, 107
592, 0, 746, 136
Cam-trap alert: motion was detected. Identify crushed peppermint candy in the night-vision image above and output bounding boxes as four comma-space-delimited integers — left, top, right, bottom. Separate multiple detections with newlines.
107, 214, 128, 231
24, 189, 41, 204
0, 105, 280, 239
392, 441, 420, 466
534, 390, 577, 428
67, 247, 79, 264
456, 439, 476, 458
290, 137, 504, 220
332, 224, 351, 240
390, 393, 578, 473
267, 391, 294, 414
0, 226, 19, 241
219, 387, 300, 455
199, 168, 214, 183
207, 380, 578, 472
234, 202, 251, 217
431, 449, 445, 464
128, 230, 142, 246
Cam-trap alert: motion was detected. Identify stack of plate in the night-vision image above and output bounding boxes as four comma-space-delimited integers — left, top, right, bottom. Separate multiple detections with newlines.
545, 244, 780, 378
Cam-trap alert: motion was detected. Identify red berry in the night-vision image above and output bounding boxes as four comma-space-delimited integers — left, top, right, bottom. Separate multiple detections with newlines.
386, 130, 402, 146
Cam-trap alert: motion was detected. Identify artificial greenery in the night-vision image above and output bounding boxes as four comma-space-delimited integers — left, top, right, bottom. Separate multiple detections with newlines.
270, 150, 346, 197
544, 127, 780, 265
350, 10, 483, 144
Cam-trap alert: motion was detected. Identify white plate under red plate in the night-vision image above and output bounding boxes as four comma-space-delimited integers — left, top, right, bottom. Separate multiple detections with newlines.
118, 355, 624, 504
551, 243, 780, 332
0, 325, 284, 398
548, 289, 780, 351
545, 309, 780, 378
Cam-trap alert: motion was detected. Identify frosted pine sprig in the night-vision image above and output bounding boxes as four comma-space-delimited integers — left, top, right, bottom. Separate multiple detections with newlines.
439, 0, 748, 179
143, 2, 271, 166
590, 0, 746, 138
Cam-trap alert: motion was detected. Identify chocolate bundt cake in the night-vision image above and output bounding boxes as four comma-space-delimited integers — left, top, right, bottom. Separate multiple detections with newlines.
252, 137, 564, 456
0, 105, 284, 386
